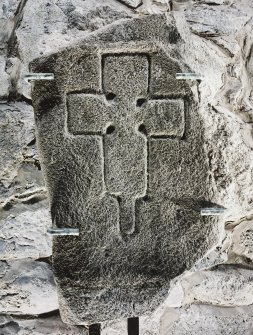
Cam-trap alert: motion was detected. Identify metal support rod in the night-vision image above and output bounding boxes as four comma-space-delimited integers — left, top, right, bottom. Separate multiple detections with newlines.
128, 317, 139, 335
201, 207, 226, 216
24, 73, 54, 82
176, 73, 203, 80
89, 324, 101, 335
47, 228, 79, 236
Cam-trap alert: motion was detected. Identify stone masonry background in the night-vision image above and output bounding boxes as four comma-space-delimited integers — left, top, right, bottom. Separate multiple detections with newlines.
1, 0, 253, 334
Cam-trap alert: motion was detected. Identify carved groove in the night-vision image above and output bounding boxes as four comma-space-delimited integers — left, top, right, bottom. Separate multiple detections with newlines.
66, 52, 185, 238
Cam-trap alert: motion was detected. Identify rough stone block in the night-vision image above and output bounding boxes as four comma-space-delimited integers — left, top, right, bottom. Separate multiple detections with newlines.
0, 102, 43, 201
0, 315, 86, 335
101, 319, 128, 335
120, 0, 142, 9
0, 204, 52, 260
0, 57, 10, 98
0, 0, 19, 49
230, 219, 253, 262
30, 15, 219, 324
0, 260, 58, 315
161, 305, 253, 335
166, 265, 253, 307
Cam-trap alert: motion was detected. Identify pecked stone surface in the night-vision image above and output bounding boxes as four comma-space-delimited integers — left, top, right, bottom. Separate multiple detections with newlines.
0, 260, 58, 315
30, 14, 221, 324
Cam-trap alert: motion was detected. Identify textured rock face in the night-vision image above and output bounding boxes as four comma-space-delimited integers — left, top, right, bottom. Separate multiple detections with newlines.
0, 56, 10, 98
31, 14, 220, 324
0, 315, 88, 335
0, 260, 58, 315
161, 305, 253, 335
0, 102, 37, 192
0, 101, 51, 260
1, 0, 253, 334
0, 206, 51, 260
167, 265, 253, 307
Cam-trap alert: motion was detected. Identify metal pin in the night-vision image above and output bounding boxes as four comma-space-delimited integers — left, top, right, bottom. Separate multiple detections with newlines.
176, 73, 204, 80
24, 73, 54, 82
201, 207, 226, 216
47, 228, 79, 236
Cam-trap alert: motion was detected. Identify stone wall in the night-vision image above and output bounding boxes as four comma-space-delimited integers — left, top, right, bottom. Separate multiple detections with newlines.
0, 0, 253, 334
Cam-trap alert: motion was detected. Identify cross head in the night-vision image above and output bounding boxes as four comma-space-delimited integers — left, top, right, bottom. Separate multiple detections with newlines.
67, 54, 185, 237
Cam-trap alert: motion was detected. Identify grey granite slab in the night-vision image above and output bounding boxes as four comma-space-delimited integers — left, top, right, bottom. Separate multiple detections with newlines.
30, 14, 218, 325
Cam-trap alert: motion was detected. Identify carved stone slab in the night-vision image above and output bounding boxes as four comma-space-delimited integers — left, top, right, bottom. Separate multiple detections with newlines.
31, 15, 218, 325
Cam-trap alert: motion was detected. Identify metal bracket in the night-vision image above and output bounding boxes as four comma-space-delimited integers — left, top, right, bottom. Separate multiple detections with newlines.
176, 73, 203, 80
47, 228, 80, 236
200, 207, 226, 216
24, 73, 54, 82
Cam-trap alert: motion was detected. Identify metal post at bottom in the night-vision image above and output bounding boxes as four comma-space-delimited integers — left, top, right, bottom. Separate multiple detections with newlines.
89, 323, 101, 335
128, 317, 139, 335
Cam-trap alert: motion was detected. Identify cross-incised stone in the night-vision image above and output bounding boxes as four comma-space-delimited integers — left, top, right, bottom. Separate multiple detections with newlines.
67, 54, 185, 237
